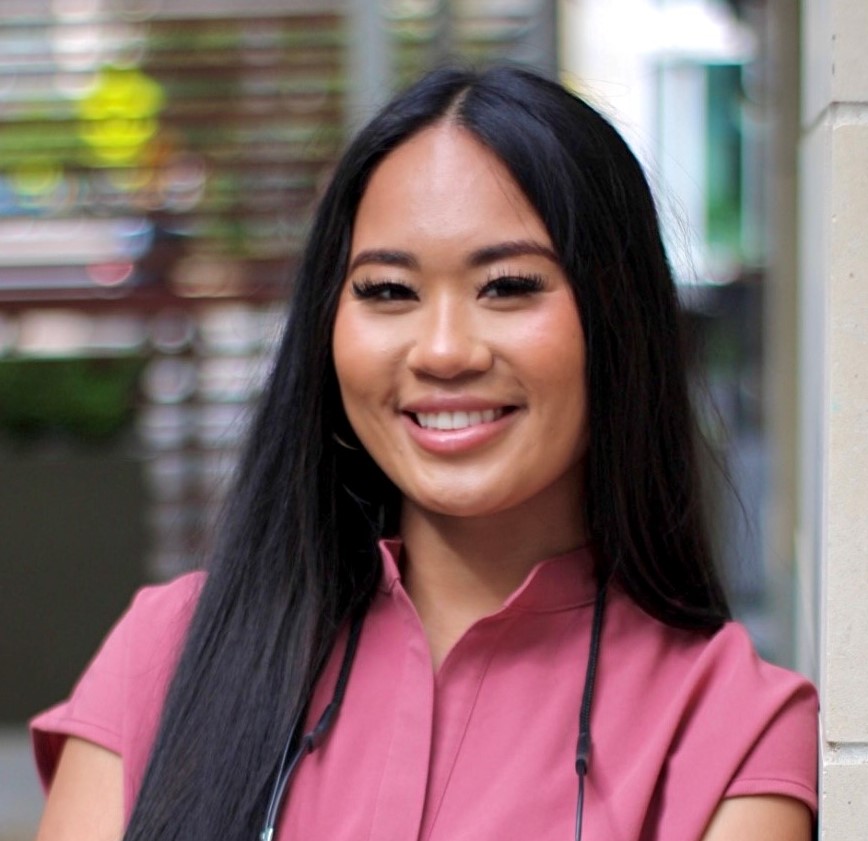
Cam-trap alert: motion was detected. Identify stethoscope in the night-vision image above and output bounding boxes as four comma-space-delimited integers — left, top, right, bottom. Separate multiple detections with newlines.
260, 583, 607, 841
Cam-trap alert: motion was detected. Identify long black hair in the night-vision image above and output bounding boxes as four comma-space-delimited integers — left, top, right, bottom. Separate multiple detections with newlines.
123, 65, 730, 841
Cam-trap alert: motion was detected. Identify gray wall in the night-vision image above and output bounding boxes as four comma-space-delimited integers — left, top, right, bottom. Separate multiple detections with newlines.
0, 450, 147, 722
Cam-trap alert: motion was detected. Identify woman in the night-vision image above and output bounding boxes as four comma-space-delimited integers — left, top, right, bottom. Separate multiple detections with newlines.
32, 66, 817, 841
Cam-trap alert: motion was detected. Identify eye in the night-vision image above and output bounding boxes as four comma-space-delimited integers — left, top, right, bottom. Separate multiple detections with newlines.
477, 272, 545, 299
351, 278, 418, 302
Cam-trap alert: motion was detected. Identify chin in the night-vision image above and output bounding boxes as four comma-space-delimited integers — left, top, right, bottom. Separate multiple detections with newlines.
411, 489, 517, 521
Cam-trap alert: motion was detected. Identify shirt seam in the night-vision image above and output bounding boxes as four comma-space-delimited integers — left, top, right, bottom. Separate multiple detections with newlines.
37, 715, 120, 742
421, 615, 518, 841
503, 600, 597, 615
728, 775, 816, 790
366, 604, 429, 841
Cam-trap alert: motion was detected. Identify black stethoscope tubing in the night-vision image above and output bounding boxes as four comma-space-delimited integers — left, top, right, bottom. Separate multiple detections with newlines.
260, 584, 607, 841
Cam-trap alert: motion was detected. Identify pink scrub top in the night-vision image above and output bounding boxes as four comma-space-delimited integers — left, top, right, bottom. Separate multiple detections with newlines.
31, 540, 817, 840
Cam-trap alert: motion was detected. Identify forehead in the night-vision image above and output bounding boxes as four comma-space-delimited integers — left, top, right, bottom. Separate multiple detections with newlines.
351, 123, 551, 257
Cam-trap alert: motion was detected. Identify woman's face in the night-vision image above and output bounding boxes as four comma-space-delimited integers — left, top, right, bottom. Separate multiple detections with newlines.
332, 123, 588, 526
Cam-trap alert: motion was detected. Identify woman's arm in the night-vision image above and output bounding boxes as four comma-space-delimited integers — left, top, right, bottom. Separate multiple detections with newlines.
34, 736, 124, 841
701, 795, 812, 841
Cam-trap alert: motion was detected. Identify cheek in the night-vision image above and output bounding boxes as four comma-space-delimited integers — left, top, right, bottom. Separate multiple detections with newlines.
514, 302, 586, 389
333, 302, 370, 385
522, 309, 588, 447
332, 306, 368, 421
332, 306, 399, 425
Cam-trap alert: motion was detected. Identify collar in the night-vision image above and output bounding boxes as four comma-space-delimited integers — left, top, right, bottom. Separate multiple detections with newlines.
377, 537, 598, 614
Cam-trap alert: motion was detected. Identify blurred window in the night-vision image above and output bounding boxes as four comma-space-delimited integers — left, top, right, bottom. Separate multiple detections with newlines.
1, 1, 559, 577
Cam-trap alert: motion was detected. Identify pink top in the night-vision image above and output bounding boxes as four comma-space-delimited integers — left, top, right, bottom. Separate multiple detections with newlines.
32, 540, 817, 840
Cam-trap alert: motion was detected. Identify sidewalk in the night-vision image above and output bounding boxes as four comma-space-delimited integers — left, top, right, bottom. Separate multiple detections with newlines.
0, 727, 41, 841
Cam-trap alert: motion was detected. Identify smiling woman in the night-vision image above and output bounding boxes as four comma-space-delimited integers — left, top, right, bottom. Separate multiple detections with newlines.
31, 66, 816, 841
334, 124, 588, 541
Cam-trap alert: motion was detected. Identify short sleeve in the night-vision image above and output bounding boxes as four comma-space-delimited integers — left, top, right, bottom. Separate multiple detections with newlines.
29, 572, 204, 800
606, 602, 821, 839
724, 675, 818, 809
675, 621, 819, 817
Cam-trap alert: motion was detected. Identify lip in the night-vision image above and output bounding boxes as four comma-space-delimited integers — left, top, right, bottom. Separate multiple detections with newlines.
401, 395, 515, 413
401, 405, 519, 455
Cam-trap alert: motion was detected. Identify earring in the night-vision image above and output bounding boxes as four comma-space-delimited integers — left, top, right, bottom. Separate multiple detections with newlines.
332, 431, 359, 451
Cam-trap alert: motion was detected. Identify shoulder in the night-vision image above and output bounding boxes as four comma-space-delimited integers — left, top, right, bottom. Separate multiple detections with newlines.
600, 589, 818, 820
607, 588, 815, 707
121, 572, 206, 662
31, 572, 206, 798
87, 571, 206, 684
610, 591, 817, 730
82, 569, 207, 699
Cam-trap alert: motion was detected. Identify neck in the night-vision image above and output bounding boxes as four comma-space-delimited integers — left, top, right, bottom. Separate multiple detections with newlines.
398, 482, 587, 669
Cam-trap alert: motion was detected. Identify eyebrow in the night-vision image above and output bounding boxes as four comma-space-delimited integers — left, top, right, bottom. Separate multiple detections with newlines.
466, 240, 560, 267
348, 249, 420, 273
347, 240, 559, 273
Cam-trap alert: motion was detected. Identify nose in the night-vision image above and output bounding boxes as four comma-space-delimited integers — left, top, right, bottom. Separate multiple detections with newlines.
406, 297, 493, 380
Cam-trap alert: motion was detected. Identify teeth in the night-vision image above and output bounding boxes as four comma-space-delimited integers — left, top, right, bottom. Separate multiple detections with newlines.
415, 408, 504, 430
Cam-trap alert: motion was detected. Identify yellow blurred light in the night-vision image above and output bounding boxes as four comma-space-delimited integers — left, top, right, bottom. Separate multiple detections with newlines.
77, 67, 165, 167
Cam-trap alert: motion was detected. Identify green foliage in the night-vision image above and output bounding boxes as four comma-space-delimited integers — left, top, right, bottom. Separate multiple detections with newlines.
0, 356, 144, 443
705, 64, 744, 258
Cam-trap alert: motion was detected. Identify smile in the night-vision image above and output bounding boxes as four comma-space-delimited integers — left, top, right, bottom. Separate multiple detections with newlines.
413, 408, 507, 431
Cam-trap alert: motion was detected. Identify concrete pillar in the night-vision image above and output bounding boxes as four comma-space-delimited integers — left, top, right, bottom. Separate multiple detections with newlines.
799, 0, 868, 835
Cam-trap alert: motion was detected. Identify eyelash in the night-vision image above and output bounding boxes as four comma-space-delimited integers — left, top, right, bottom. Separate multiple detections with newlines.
350, 272, 546, 302
351, 278, 416, 301
477, 272, 545, 298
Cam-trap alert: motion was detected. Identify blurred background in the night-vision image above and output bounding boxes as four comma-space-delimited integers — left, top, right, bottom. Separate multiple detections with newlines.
0, 0, 801, 837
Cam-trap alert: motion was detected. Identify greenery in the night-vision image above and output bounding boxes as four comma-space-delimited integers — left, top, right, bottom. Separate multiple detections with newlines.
0, 356, 144, 443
